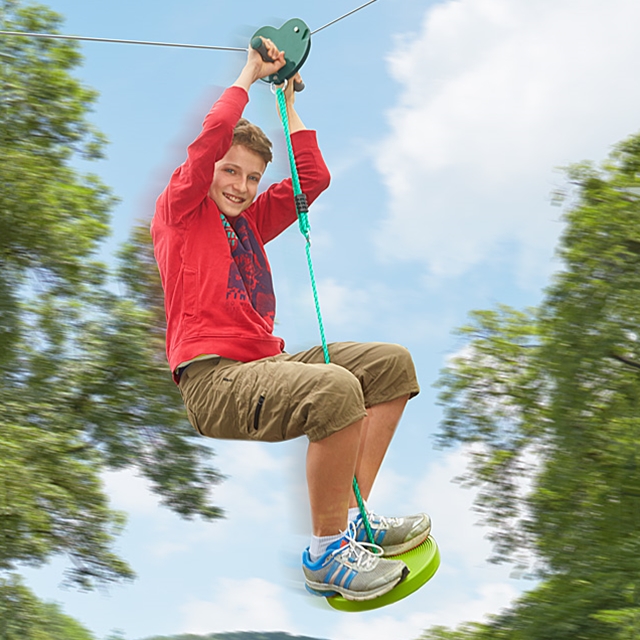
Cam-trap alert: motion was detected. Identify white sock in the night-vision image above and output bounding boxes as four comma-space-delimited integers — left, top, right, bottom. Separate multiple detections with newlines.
309, 533, 343, 562
348, 506, 361, 522
349, 500, 369, 523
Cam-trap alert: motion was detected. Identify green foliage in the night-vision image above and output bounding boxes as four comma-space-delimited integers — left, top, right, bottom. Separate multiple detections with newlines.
140, 634, 328, 640
593, 606, 640, 640
429, 131, 640, 638
0, 0, 223, 603
419, 622, 510, 640
0, 574, 95, 639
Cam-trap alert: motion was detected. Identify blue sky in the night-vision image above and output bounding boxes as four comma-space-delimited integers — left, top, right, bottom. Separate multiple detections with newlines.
18, 0, 640, 638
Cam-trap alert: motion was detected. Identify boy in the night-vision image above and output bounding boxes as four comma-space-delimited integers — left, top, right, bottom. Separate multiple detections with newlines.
151, 39, 431, 602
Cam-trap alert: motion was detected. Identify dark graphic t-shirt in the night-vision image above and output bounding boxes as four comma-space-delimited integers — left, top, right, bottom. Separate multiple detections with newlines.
221, 213, 275, 325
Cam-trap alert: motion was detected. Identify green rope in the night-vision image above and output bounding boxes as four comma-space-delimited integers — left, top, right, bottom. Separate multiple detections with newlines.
275, 85, 375, 547
275, 88, 307, 235
276, 86, 330, 364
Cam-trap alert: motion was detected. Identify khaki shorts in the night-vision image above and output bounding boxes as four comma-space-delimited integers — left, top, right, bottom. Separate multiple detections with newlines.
178, 341, 419, 443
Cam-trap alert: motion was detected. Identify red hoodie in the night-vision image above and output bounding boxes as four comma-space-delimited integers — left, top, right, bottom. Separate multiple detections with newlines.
152, 86, 331, 378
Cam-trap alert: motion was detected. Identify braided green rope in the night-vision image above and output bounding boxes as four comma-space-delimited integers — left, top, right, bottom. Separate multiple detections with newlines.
275, 87, 329, 364
275, 85, 376, 547
275, 88, 308, 236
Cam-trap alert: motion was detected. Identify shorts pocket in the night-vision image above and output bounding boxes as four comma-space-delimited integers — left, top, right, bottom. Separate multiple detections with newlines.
253, 394, 266, 432
236, 370, 286, 442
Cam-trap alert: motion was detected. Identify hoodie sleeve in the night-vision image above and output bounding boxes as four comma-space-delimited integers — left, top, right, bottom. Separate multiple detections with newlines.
155, 86, 249, 226
248, 129, 331, 243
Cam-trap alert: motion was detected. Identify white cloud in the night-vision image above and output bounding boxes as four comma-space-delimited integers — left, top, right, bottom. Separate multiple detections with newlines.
376, 0, 640, 282
150, 540, 189, 558
293, 275, 456, 345
101, 443, 287, 525
213, 441, 290, 523
162, 442, 297, 556
314, 277, 373, 330
411, 447, 493, 568
181, 578, 297, 634
102, 468, 160, 515
102, 442, 295, 559
334, 581, 519, 640
373, 447, 493, 568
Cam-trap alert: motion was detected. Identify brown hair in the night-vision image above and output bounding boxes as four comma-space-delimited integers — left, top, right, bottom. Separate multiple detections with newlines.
233, 118, 273, 165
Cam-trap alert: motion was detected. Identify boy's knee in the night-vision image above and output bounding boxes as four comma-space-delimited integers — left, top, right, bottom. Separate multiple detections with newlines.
382, 343, 414, 367
321, 363, 364, 405
372, 343, 417, 380
301, 365, 366, 442
362, 343, 420, 406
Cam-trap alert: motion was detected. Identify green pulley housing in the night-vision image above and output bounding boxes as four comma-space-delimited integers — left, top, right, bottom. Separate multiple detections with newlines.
250, 18, 311, 86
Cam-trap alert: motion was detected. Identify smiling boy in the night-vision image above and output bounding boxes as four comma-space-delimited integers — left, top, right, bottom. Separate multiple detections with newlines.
208, 141, 265, 216
152, 39, 430, 602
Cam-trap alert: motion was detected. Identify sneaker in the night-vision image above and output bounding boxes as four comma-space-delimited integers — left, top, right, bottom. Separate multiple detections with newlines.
302, 522, 409, 601
353, 511, 431, 556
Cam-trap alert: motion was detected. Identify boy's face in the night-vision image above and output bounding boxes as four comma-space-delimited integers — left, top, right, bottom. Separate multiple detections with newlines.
208, 144, 266, 217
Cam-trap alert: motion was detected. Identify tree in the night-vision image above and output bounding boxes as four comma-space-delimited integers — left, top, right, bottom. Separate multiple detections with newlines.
425, 131, 640, 638
0, 0, 223, 603
140, 633, 330, 640
0, 574, 95, 639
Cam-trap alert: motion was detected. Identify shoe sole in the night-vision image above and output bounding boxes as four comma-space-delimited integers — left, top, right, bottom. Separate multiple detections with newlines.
305, 565, 410, 602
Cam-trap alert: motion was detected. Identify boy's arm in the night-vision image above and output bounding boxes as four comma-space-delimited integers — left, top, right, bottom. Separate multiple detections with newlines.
253, 131, 330, 244
250, 76, 331, 242
280, 73, 306, 134
156, 40, 286, 225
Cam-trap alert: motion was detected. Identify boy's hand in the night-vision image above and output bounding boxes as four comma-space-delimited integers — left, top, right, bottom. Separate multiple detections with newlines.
233, 38, 286, 91
273, 73, 302, 111
283, 73, 303, 107
276, 73, 306, 133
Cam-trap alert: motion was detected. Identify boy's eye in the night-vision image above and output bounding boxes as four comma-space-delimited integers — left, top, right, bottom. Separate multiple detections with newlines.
249, 175, 260, 182
225, 168, 235, 174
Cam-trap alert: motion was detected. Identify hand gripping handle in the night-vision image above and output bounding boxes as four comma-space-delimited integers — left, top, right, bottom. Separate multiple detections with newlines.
250, 36, 305, 91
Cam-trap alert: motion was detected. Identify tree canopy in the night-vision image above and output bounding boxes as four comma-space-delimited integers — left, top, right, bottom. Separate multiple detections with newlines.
0, 0, 224, 602
0, 574, 96, 640
424, 132, 640, 639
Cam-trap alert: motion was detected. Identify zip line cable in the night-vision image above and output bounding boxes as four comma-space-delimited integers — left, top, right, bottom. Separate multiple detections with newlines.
0, 1, 378, 51
0, 30, 246, 51
311, 0, 378, 35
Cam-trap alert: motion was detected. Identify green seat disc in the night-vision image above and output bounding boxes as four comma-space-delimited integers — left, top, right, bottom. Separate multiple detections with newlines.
251, 18, 311, 85
327, 536, 440, 612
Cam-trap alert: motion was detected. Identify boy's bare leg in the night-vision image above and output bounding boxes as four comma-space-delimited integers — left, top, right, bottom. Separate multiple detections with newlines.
306, 418, 364, 536
349, 394, 410, 508
306, 394, 409, 535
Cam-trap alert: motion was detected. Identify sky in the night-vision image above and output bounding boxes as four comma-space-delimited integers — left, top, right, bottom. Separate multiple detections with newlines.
15, 0, 640, 639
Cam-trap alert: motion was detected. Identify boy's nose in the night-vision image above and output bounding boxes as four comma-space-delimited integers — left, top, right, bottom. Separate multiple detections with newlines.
229, 177, 245, 192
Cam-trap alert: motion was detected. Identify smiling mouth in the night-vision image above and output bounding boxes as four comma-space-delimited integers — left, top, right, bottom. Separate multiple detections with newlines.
224, 193, 244, 204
